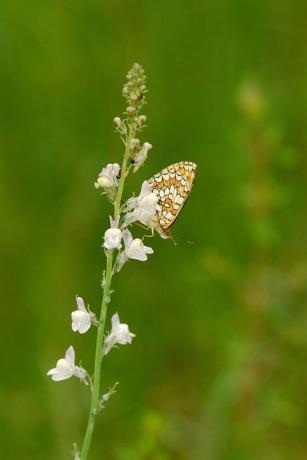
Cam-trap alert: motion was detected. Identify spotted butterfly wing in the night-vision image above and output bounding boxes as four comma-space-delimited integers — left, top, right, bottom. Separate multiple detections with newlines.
147, 161, 197, 239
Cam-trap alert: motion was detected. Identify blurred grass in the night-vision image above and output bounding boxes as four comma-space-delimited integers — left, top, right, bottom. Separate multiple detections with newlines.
0, 1, 307, 459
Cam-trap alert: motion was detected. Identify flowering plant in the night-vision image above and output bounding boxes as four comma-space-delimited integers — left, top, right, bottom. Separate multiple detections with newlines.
47, 63, 158, 459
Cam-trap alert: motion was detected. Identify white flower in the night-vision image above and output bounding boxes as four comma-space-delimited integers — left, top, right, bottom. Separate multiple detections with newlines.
104, 228, 122, 250
116, 230, 153, 270
71, 296, 92, 334
133, 142, 152, 172
125, 181, 158, 226
95, 163, 120, 196
124, 229, 153, 261
104, 313, 135, 355
47, 346, 87, 382
103, 216, 122, 250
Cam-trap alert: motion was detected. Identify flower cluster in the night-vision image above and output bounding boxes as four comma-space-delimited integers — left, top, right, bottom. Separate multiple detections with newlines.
47, 298, 135, 382
102, 181, 157, 272
48, 63, 157, 459
47, 63, 155, 391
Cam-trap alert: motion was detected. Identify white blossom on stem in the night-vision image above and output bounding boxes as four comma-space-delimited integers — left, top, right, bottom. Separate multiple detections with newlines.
125, 181, 158, 226
103, 314, 135, 355
95, 163, 120, 199
71, 296, 93, 334
113, 117, 126, 134
117, 229, 153, 270
133, 142, 152, 172
47, 346, 87, 382
124, 229, 153, 261
103, 217, 122, 250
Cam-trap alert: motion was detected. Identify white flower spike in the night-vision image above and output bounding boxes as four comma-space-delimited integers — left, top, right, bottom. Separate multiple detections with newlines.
103, 216, 122, 250
125, 181, 158, 226
71, 296, 92, 334
47, 346, 87, 382
133, 142, 152, 172
104, 313, 135, 355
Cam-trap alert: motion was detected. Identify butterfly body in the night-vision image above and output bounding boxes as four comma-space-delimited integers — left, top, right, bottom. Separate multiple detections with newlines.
148, 161, 197, 239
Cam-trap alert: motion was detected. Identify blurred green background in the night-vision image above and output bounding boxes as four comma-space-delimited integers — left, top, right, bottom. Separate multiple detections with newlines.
1, 1, 307, 459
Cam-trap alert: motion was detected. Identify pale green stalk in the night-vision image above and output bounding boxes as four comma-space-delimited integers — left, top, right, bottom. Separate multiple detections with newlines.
80, 123, 134, 460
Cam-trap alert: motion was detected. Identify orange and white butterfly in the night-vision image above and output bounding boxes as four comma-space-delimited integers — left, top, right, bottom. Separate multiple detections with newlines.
147, 161, 197, 239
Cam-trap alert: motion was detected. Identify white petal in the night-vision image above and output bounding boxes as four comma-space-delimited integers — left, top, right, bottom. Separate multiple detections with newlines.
126, 239, 148, 261
143, 245, 154, 255
65, 346, 75, 365
111, 313, 120, 330
103, 334, 115, 355
138, 210, 155, 226
76, 295, 86, 312
116, 324, 136, 344
139, 192, 158, 212
71, 310, 91, 333
124, 210, 139, 224
103, 228, 122, 250
96, 176, 113, 188
143, 142, 153, 152
140, 180, 151, 197
74, 366, 87, 380
47, 369, 70, 381
47, 358, 74, 381
122, 229, 133, 248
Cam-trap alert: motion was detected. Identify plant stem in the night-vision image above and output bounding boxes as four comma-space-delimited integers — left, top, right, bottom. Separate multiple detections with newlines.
80, 124, 134, 460
114, 126, 133, 218
80, 251, 113, 459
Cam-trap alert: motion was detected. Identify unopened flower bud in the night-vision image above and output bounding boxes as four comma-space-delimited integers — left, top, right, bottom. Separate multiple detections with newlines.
113, 117, 126, 134
130, 138, 140, 151
113, 117, 121, 127
133, 142, 152, 172
126, 106, 136, 115
137, 115, 147, 127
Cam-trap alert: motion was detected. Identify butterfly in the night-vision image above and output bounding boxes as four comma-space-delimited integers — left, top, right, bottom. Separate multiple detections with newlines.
147, 161, 197, 239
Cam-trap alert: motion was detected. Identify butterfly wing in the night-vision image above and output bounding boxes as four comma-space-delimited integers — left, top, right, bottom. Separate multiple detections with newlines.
148, 161, 197, 238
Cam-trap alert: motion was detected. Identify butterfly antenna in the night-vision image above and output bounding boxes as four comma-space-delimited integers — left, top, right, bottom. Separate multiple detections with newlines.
169, 233, 177, 246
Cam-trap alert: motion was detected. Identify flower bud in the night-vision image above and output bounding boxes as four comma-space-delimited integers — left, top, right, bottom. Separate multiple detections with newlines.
103, 227, 122, 250
133, 142, 152, 172
113, 117, 121, 127
126, 106, 136, 115
137, 115, 147, 127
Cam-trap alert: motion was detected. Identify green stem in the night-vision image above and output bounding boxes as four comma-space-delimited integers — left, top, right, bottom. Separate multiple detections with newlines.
114, 126, 133, 218
80, 123, 134, 460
